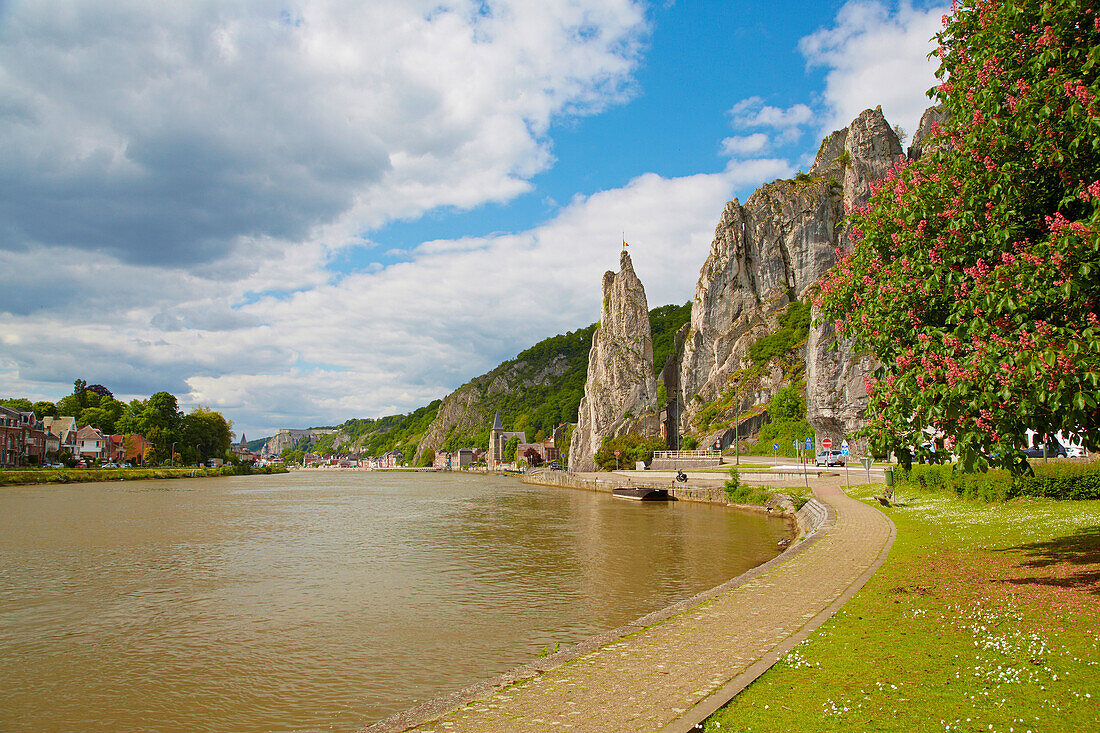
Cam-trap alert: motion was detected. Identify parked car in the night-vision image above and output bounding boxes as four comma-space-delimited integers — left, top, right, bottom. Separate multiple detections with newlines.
1067, 446, 1085, 458
547, 461, 562, 470
1023, 443, 1067, 459
815, 450, 845, 467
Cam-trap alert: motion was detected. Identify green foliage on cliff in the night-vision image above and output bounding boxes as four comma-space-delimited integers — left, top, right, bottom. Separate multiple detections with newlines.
748, 300, 810, 366
650, 301, 691, 375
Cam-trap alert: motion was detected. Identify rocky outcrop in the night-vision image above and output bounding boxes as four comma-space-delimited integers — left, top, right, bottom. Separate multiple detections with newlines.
568, 251, 660, 471
908, 105, 950, 160
262, 428, 338, 456
673, 107, 905, 447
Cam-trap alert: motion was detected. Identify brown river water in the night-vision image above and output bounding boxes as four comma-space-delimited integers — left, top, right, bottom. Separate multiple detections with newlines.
0, 471, 791, 732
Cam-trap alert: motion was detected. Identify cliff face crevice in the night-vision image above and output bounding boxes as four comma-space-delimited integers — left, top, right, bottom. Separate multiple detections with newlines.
568, 251, 660, 472
673, 107, 905, 445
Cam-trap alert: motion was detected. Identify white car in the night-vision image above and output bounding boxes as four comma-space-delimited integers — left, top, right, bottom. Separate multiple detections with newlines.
1067, 446, 1085, 458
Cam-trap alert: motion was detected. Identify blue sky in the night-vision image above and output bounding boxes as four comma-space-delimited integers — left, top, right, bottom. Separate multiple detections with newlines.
0, 0, 947, 438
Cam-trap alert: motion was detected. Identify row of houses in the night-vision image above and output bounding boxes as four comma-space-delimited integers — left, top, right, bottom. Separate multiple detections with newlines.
0, 407, 154, 467
0, 406, 48, 467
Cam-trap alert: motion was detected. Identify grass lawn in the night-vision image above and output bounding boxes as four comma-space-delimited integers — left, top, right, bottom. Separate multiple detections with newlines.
703, 481, 1100, 732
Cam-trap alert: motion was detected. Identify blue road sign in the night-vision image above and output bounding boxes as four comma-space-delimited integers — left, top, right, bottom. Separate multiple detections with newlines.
841, 446, 850, 457
804, 437, 813, 450
773, 443, 779, 451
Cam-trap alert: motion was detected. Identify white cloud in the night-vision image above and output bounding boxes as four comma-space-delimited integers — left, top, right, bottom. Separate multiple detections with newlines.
728, 97, 814, 130
719, 133, 770, 158
799, 0, 947, 140
0, 0, 647, 267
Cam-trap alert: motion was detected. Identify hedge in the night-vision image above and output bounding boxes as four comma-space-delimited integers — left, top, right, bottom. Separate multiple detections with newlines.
899, 461, 1100, 502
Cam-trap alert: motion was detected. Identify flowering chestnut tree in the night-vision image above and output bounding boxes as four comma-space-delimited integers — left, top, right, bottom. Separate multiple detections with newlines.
817, 0, 1100, 472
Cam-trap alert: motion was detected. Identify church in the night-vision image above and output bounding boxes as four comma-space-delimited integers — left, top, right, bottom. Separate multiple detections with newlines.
486, 411, 526, 469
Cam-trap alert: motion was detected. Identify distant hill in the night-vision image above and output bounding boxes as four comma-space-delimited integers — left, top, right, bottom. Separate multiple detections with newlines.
286, 302, 691, 464
245, 437, 270, 452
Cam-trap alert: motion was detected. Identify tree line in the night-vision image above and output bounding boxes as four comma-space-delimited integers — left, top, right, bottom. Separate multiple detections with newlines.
1, 380, 233, 466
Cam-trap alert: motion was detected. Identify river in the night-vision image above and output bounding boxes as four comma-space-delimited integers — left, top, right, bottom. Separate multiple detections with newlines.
0, 471, 791, 732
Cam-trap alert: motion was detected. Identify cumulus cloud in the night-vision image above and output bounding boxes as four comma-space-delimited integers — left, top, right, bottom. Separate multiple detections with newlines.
728, 97, 814, 130
719, 133, 770, 158
799, 0, 947, 140
0, 0, 647, 267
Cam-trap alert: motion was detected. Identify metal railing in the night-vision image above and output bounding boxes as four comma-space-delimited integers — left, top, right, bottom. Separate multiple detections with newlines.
652, 450, 720, 459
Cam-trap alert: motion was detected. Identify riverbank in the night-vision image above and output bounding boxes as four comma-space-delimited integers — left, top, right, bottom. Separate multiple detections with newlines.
0, 464, 288, 486
703, 482, 1100, 732
370, 477, 892, 732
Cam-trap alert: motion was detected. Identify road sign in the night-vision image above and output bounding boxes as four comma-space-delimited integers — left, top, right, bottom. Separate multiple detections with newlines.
804, 437, 813, 450
773, 443, 779, 451
841, 446, 850, 457
841, 439, 849, 449
861, 457, 873, 469
822, 437, 833, 449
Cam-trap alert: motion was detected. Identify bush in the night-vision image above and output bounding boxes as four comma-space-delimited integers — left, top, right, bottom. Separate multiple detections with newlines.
723, 468, 771, 505
593, 433, 667, 471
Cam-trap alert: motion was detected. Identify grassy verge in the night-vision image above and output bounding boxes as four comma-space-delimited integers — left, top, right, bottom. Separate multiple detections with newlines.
704, 482, 1100, 732
0, 465, 288, 486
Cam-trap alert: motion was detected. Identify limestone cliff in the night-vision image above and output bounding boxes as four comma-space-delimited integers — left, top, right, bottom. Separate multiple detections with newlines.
568, 251, 660, 471
674, 107, 905, 448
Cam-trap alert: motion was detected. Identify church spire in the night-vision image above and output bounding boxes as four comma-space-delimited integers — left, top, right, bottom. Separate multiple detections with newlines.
492, 410, 502, 431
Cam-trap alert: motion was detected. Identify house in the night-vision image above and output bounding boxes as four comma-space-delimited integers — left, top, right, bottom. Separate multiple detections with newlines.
109, 434, 151, 464
452, 448, 475, 468
515, 439, 559, 466
434, 450, 451, 470
381, 449, 404, 468
21, 412, 48, 466
74, 425, 107, 460
43, 416, 78, 456
0, 406, 23, 467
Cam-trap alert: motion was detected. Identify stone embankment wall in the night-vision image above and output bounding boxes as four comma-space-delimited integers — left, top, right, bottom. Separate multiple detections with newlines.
649, 457, 721, 470
522, 470, 829, 538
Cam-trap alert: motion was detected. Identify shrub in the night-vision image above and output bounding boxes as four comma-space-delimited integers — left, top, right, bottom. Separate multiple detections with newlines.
593, 433, 667, 471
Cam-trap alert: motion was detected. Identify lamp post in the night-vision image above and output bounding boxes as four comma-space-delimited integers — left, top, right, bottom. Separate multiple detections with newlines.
195, 444, 201, 467
170, 441, 177, 467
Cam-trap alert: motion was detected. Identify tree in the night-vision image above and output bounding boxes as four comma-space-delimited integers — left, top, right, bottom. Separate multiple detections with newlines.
817, 0, 1099, 472
31, 401, 58, 418
504, 436, 520, 463
182, 406, 233, 465
78, 397, 124, 434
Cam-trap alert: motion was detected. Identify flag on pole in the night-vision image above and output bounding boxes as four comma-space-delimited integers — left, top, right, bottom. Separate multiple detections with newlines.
622, 239, 629, 248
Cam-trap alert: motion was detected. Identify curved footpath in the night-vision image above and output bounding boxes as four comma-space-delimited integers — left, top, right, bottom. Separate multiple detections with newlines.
366, 482, 895, 733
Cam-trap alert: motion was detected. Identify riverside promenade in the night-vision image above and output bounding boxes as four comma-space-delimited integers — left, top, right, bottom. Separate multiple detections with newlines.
367, 480, 895, 733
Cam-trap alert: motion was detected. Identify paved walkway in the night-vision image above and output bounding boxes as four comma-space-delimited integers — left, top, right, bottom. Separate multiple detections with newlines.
367, 482, 894, 733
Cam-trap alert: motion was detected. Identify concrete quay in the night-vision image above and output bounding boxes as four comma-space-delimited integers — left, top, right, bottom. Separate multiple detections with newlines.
365, 476, 895, 733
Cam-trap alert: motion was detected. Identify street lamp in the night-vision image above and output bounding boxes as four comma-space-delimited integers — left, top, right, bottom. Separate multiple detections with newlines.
170, 441, 177, 467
